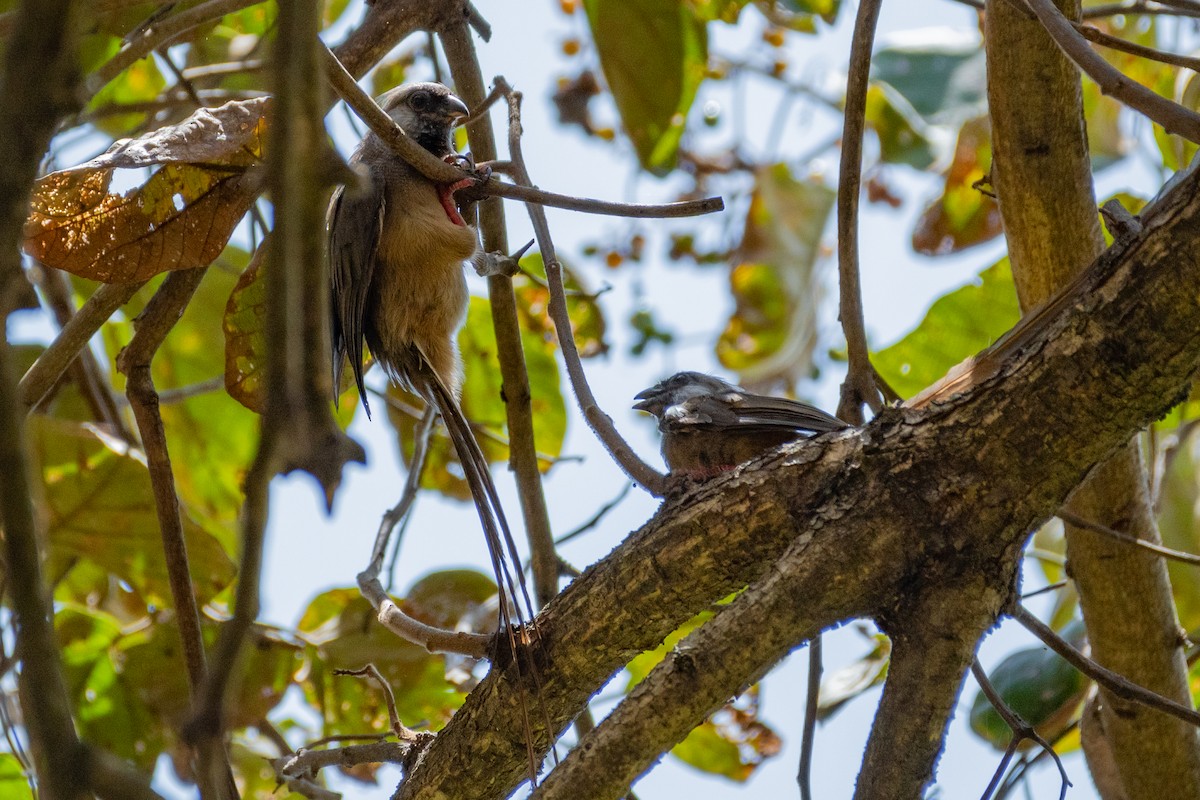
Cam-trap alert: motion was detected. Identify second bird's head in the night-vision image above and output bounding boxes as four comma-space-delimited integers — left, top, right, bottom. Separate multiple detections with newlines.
379, 82, 470, 157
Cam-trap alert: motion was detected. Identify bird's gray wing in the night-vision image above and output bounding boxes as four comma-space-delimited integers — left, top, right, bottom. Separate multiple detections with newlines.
328, 172, 385, 416
669, 392, 846, 434
727, 392, 848, 433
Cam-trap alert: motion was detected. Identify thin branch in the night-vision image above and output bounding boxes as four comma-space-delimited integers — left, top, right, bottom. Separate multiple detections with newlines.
115, 267, 236, 800
86, 0, 267, 100
1058, 509, 1200, 566
279, 740, 414, 778
472, 180, 725, 219
835, 0, 884, 423
356, 572, 491, 658
29, 268, 129, 435
19, 280, 145, 411
797, 635, 822, 800
1082, 0, 1200, 19
485, 77, 667, 497
1025, 0, 1200, 142
970, 659, 1070, 800
368, 406, 435, 575
333, 665, 420, 740
1073, 22, 1200, 72
1011, 605, 1200, 727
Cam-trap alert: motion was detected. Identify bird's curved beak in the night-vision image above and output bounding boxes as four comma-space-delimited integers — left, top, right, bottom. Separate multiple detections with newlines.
632, 387, 658, 413
444, 95, 470, 126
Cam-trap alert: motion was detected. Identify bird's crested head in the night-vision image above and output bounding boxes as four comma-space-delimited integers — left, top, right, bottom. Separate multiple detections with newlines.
633, 371, 738, 419
379, 82, 470, 157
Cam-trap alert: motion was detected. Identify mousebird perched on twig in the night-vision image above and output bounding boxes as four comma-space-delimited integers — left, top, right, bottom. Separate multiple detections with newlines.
328, 82, 536, 638
634, 371, 849, 479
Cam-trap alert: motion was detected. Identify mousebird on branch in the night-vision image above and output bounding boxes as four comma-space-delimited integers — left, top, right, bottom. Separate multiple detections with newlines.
634, 371, 849, 479
328, 81, 537, 642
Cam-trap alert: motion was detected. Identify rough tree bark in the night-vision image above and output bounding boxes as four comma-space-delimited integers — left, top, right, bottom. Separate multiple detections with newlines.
393, 159, 1200, 799
986, 1, 1200, 797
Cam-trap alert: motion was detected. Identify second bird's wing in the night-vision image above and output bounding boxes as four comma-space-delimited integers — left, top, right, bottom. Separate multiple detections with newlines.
672, 391, 847, 435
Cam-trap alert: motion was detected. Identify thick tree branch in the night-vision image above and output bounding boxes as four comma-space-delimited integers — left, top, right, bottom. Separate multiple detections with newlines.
987, 0, 1200, 793
397, 165, 1200, 799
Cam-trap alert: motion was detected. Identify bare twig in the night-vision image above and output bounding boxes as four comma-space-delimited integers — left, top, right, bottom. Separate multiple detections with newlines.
368, 406, 435, 576
485, 77, 668, 497
19, 280, 145, 411
471, 181, 725, 219
835, 0, 884, 423
116, 267, 236, 800
1011, 605, 1200, 727
1058, 509, 1200, 566
1083, 0, 1200, 19
1073, 22, 1200, 73
333, 665, 420, 740
1026, 0, 1200, 142
278, 740, 413, 779
356, 573, 491, 658
797, 636, 822, 800
971, 659, 1070, 800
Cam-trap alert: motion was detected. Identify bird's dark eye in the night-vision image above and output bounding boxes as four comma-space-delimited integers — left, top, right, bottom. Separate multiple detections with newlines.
409, 91, 431, 112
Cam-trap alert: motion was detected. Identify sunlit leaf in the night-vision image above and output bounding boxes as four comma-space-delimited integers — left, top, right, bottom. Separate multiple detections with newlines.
583, 0, 707, 173
223, 241, 269, 412
1156, 433, 1200, 633
515, 252, 608, 359
863, 83, 936, 170
0, 753, 30, 798
405, 569, 500, 630
911, 116, 1002, 255
87, 54, 167, 138
298, 588, 465, 738
672, 691, 781, 781
872, 258, 1020, 399
31, 417, 236, 606
969, 624, 1088, 750
24, 99, 267, 282
816, 629, 890, 720
718, 164, 833, 385
626, 610, 713, 688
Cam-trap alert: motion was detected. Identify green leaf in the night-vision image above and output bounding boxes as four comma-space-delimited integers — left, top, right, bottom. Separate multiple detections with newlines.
583, 0, 707, 173
222, 242, 269, 413
86, 52, 167, 138
873, 41, 987, 126
718, 165, 834, 384
516, 252, 609, 359
0, 754, 31, 798
671, 688, 781, 781
872, 258, 1021, 399
969, 625, 1089, 750
1156, 433, 1200, 633
911, 116, 1003, 255
298, 588, 465, 737
31, 417, 236, 606
405, 569, 500, 630
862, 83, 936, 170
